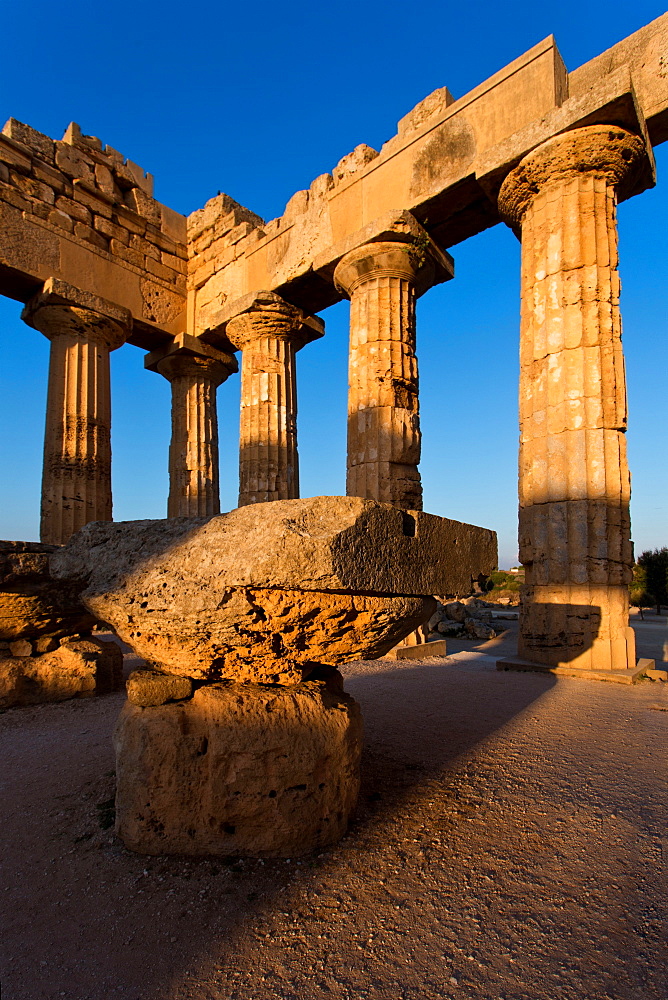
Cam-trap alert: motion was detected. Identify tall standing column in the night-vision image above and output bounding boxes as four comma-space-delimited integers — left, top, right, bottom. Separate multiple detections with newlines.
498, 124, 652, 673
226, 293, 323, 507
145, 339, 237, 517
22, 279, 131, 545
334, 237, 453, 510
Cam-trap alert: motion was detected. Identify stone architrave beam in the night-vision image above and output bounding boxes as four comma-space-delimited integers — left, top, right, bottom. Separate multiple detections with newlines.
145, 334, 237, 517
22, 278, 132, 545
190, 14, 668, 328
497, 124, 653, 675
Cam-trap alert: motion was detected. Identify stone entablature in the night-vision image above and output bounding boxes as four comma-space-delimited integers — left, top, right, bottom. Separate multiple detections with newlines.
0, 119, 187, 348
188, 16, 667, 332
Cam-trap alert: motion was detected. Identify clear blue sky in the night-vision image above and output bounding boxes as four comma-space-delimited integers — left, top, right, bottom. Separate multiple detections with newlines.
0, 1, 666, 567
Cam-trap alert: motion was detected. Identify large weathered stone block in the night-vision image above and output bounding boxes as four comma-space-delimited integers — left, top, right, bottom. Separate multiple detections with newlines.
0, 636, 122, 709
51, 497, 496, 682
114, 679, 363, 857
0, 540, 96, 641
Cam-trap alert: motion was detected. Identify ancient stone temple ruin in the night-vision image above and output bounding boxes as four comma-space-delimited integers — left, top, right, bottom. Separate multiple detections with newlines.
1, 15, 666, 853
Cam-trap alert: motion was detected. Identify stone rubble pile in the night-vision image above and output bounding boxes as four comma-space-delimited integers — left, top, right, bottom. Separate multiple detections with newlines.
0, 541, 122, 709
426, 597, 514, 641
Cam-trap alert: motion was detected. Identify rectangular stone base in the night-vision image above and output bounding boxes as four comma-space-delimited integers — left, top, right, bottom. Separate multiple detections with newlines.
391, 639, 448, 660
496, 656, 655, 684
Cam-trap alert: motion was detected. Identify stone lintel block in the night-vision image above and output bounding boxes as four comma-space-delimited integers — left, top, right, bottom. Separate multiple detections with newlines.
202, 289, 324, 353
568, 13, 668, 145
22, 276, 132, 332
52, 496, 497, 601
476, 66, 655, 206
144, 332, 237, 376
313, 210, 454, 292
113, 680, 363, 857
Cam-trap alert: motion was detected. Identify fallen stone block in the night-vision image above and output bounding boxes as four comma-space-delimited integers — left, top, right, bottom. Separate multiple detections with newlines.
0, 636, 123, 708
393, 639, 447, 659
0, 540, 97, 642
114, 679, 363, 857
52, 497, 496, 683
0, 659, 25, 709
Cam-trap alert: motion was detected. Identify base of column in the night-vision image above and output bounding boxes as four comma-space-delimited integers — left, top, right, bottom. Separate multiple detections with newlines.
518, 584, 637, 673
496, 656, 655, 684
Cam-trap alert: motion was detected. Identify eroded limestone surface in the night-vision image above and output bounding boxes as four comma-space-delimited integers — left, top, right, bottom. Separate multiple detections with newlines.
0, 540, 96, 641
0, 636, 122, 709
51, 497, 494, 683
114, 679, 363, 857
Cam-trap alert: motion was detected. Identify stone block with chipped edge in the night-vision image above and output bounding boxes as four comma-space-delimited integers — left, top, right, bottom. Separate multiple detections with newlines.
126, 669, 193, 707
114, 679, 362, 857
50, 498, 494, 682
201, 290, 324, 354
144, 332, 237, 375
391, 639, 448, 660
51, 496, 496, 600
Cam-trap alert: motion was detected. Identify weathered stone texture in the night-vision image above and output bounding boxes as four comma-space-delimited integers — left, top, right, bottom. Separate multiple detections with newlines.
50, 498, 494, 682
334, 239, 453, 510
114, 679, 363, 857
498, 125, 650, 672
52, 496, 497, 603
0, 119, 186, 346
0, 540, 96, 641
225, 293, 324, 506
0, 636, 122, 709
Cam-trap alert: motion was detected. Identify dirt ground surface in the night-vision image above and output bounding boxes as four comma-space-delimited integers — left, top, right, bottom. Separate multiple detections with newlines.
1, 618, 666, 1000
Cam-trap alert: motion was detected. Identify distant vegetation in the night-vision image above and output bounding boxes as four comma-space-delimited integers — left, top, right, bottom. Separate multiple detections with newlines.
484, 568, 524, 603
630, 548, 668, 616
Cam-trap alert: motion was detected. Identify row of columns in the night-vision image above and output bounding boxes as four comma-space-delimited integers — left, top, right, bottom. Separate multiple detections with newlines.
21, 122, 652, 674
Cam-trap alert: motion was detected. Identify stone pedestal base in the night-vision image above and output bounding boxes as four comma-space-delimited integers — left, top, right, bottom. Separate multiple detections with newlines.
496, 656, 655, 685
113, 679, 363, 857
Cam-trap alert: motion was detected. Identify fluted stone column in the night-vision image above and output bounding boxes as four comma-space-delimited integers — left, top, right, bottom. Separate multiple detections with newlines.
498, 125, 652, 674
334, 238, 453, 511
22, 279, 131, 545
226, 293, 323, 507
145, 336, 237, 518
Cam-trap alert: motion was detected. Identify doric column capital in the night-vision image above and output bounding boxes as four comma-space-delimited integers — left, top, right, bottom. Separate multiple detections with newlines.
22, 277, 131, 351
334, 232, 453, 300
145, 333, 237, 387
225, 291, 324, 352
498, 125, 650, 230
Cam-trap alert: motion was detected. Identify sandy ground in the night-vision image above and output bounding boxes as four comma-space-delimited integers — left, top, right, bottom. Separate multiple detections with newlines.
1, 619, 666, 1000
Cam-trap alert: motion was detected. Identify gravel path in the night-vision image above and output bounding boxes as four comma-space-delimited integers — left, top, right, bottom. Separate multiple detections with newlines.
1, 622, 666, 1000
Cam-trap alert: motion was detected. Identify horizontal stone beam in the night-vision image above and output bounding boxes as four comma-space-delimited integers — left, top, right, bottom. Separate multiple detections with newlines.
190, 14, 667, 327
0, 120, 187, 350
